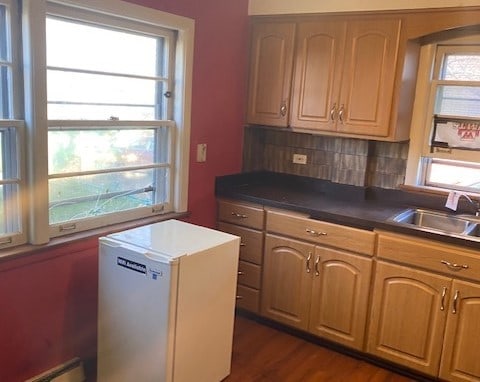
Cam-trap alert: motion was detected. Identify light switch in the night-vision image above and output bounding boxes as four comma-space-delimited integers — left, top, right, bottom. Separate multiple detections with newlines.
196, 143, 207, 162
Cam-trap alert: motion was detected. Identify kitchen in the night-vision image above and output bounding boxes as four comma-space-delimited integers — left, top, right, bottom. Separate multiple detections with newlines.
1, 0, 480, 381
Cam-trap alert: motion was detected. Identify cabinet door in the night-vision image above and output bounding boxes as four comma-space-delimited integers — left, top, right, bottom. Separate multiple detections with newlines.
440, 279, 480, 382
338, 18, 401, 136
367, 261, 450, 376
290, 21, 346, 131
246, 22, 295, 127
309, 247, 372, 350
261, 234, 314, 330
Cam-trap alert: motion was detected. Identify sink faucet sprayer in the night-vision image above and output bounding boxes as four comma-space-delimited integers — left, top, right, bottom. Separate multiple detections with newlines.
445, 191, 480, 217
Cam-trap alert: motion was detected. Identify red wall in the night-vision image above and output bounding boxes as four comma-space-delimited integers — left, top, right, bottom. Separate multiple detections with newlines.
0, 1, 248, 380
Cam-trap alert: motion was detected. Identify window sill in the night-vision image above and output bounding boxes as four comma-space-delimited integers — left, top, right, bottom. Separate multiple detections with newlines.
0, 211, 189, 266
400, 184, 480, 198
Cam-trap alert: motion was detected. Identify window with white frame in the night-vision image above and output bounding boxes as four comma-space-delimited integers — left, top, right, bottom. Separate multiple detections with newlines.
45, 7, 178, 236
0, 0, 193, 247
0, 0, 25, 247
407, 36, 480, 194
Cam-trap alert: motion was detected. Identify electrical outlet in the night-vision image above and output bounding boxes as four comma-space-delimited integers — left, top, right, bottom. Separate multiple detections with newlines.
292, 153, 307, 165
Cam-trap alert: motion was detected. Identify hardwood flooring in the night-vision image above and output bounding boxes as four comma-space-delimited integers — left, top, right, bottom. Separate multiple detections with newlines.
225, 315, 421, 382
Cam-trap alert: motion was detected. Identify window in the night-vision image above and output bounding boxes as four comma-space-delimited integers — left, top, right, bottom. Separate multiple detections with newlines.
406, 36, 480, 194
0, 0, 25, 247
0, 0, 193, 248
45, 8, 177, 236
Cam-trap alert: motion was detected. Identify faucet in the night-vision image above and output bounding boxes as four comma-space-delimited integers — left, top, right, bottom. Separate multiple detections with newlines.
446, 191, 480, 217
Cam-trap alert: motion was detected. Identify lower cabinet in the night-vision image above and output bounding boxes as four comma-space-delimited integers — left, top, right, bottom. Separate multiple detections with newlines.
368, 260, 480, 381
439, 279, 480, 382
262, 233, 372, 350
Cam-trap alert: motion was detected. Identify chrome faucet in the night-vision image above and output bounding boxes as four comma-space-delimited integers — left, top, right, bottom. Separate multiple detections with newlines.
461, 194, 480, 217
446, 191, 480, 217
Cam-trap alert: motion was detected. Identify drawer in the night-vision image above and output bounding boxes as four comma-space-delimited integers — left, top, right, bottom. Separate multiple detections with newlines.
218, 199, 264, 229
218, 222, 264, 265
376, 230, 480, 282
236, 285, 260, 313
238, 260, 261, 289
266, 209, 375, 256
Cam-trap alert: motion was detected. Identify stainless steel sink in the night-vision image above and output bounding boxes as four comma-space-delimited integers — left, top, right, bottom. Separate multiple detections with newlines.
389, 208, 478, 236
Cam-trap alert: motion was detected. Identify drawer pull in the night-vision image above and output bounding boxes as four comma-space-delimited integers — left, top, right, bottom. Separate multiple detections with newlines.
440, 286, 447, 311
238, 271, 245, 276
441, 260, 469, 271
314, 255, 320, 276
236, 295, 243, 300
231, 212, 248, 219
306, 228, 327, 237
240, 242, 246, 247
452, 290, 459, 314
306, 252, 312, 273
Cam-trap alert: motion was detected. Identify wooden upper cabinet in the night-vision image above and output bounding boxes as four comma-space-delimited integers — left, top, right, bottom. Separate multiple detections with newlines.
290, 21, 346, 131
291, 17, 402, 137
247, 15, 418, 141
338, 18, 401, 136
246, 22, 296, 127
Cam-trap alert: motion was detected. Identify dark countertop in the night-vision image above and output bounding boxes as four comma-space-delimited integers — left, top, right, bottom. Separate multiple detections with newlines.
215, 171, 480, 250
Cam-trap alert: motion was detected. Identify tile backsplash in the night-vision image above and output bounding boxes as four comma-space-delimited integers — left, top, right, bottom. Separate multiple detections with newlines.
242, 126, 409, 189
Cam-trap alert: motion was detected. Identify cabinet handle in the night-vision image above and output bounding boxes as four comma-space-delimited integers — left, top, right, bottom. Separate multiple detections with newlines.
314, 255, 320, 276
236, 295, 244, 300
280, 102, 287, 117
306, 228, 327, 237
440, 286, 447, 311
306, 252, 312, 273
452, 290, 459, 314
231, 212, 247, 219
338, 104, 345, 124
329, 103, 337, 122
441, 260, 469, 271
240, 242, 246, 247
238, 271, 245, 276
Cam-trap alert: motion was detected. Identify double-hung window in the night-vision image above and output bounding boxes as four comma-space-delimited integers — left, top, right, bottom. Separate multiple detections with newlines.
22, 0, 193, 245
407, 36, 480, 194
0, 0, 24, 248
46, 5, 177, 237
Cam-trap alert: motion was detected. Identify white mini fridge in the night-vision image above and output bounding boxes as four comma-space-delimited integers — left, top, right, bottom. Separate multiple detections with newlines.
97, 219, 240, 382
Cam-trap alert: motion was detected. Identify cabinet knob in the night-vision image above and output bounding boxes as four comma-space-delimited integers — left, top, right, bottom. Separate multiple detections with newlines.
338, 104, 345, 124
440, 286, 447, 311
330, 103, 337, 122
452, 290, 459, 314
231, 212, 247, 219
441, 260, 469, 271
306, 228, 327, 237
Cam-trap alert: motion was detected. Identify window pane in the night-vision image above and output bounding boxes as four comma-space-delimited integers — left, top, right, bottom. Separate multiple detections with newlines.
49, 168, 169, 224
441, 54, 480, 81
427, 160, 480, 190
48, 129, 164, 175
47, 70, 166, 120
46, 17, 165, 77
0, 5, 8, 61
434, 85, 480, 118
0, 183, 21, 234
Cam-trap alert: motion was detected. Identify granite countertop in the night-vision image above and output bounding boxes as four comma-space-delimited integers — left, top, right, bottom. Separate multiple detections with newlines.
215, 171, 480, 250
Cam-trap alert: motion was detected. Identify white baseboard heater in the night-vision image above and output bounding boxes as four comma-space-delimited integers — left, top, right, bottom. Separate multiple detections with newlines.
25, 358, 85, 382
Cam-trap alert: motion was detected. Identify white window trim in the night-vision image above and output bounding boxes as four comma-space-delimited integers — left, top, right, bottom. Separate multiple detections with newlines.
405, 35, 480, 193
23, 0, 194, 244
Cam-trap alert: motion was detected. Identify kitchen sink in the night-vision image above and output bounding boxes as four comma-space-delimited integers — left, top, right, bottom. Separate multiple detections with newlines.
389, 208, 479, 236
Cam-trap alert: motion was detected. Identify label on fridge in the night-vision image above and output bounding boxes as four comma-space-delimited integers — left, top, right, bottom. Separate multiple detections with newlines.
117, 257, 147, 274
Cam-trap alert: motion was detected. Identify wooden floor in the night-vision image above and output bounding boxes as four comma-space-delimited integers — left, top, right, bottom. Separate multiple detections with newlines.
225, 315, 419, 382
